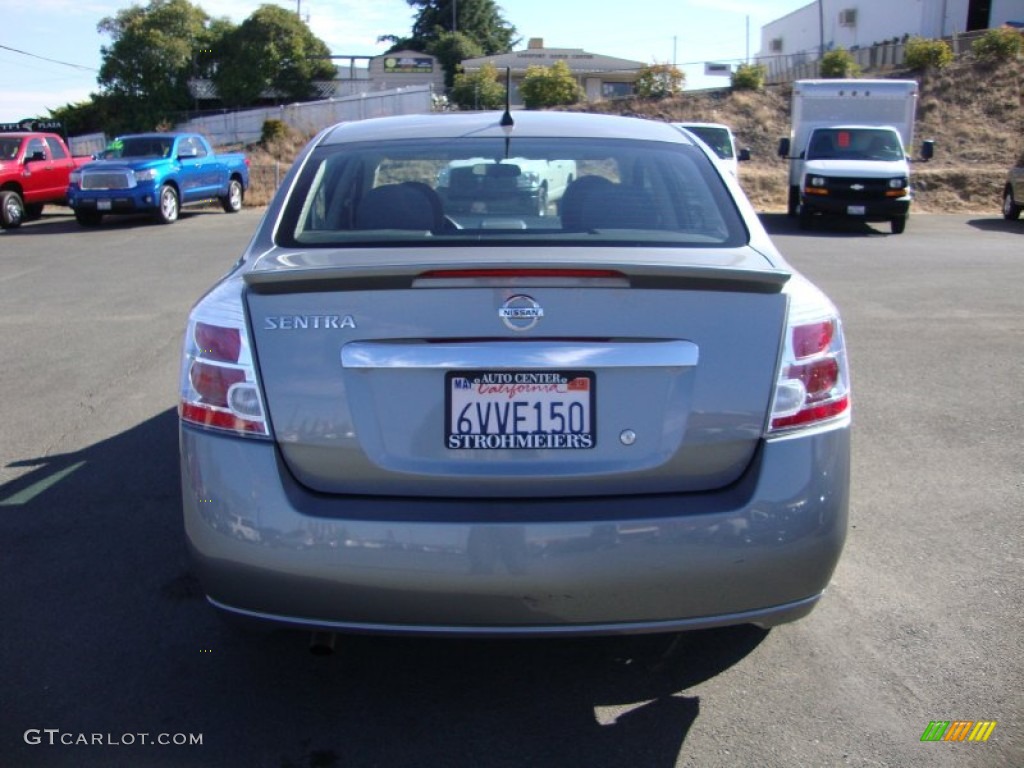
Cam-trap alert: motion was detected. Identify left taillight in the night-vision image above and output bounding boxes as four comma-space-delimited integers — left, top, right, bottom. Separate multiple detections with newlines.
179, 278, 270, 438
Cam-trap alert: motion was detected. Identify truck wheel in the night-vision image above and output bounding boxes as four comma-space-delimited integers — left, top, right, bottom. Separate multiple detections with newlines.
75, 210, 103, 227
1, 190, 25, 229
1003, 186, 1021, 220
155, 184, 179, 224
797, 206, 812, 230
23, 203, 44, 222
220, 179, 244, 213
890, 216, 907, 235
787, 186, 799, 217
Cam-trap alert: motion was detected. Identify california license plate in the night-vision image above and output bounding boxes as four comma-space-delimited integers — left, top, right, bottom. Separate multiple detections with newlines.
446, 370, 595, 449
98, 200, 112, 211
847, 205, 866, 215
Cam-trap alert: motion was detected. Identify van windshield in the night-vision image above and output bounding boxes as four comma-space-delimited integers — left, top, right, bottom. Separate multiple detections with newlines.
807, 128, 903, 161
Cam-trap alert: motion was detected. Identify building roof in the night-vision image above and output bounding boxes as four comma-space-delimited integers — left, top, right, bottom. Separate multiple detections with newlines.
462, 46, 645, 75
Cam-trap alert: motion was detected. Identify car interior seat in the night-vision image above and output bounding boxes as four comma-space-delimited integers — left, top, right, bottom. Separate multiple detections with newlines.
560, 176, 657, 231
355, 182, 445, 232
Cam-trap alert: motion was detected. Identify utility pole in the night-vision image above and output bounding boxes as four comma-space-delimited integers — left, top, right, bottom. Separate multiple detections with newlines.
818, 0, 825, 58
452, 0, 457, 33
746, 15, 750, 64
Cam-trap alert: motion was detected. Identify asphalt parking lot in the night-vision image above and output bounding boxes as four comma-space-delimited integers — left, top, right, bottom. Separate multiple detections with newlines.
0, 209, 1021, 767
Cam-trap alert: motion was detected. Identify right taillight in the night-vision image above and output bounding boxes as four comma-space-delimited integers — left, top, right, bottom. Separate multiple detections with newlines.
179, 278, 270, 438
769, 279, 851, 433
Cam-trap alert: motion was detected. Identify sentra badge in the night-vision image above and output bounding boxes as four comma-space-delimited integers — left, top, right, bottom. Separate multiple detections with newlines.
264, 314, 356, 330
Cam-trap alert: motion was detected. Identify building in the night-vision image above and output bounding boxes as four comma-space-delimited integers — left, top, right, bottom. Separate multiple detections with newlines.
757, 0, 1024, 72
460, 38, 646, 105
365, 50, 446, 93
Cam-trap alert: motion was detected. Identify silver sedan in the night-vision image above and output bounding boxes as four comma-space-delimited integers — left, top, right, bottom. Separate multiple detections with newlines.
179, 111, 851, 640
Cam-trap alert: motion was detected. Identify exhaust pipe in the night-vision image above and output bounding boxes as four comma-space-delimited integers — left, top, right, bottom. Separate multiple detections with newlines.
309, 631, 337, 656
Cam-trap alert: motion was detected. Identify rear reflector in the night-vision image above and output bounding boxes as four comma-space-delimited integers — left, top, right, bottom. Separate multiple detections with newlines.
194, 321, 241, 363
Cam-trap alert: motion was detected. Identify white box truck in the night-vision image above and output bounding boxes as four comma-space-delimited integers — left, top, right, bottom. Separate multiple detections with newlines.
778, 79, 933, 234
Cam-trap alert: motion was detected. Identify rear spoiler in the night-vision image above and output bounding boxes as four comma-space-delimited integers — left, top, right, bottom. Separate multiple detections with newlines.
244, 256, 791, 296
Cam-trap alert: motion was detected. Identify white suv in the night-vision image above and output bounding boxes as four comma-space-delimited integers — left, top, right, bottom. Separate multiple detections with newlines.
674, 123, 750, 178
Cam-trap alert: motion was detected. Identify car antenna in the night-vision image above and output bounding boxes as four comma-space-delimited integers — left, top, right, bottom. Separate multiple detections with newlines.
500, 67, 514, 128
500, 67, 514, 159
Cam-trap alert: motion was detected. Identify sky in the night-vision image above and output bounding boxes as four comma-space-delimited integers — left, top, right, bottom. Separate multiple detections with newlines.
0, 0, 813, 121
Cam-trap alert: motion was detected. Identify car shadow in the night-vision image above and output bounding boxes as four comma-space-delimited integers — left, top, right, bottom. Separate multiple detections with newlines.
965, 217, 1023, 233
1, 408, 768, 767
8, 208, 220, 235
759, 212, 891, 237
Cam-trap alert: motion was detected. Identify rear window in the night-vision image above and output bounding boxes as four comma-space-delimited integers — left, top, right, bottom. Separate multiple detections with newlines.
276, 137, 747, 249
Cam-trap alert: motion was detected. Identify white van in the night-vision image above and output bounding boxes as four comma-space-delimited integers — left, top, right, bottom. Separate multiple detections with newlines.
674, 122, 750, 177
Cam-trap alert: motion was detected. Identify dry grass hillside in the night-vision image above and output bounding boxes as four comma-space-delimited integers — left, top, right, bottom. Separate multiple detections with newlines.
246, 56, 1022, 214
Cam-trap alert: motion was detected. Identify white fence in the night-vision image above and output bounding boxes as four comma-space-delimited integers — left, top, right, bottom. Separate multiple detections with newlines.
761, 30, 994, 84
174, 85, 435, 146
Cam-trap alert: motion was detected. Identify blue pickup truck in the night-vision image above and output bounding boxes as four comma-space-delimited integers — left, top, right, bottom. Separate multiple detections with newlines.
67, 133, 249, 226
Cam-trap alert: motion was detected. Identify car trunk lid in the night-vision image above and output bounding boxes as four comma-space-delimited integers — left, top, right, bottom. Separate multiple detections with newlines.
245, 246, 789, 498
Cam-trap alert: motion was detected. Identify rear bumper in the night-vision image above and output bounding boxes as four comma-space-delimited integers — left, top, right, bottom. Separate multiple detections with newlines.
801, 194, 910, 220
181, 422, 850, 636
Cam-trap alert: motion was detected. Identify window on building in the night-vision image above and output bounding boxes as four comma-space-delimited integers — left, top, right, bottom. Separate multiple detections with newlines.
601, 82, 633, 98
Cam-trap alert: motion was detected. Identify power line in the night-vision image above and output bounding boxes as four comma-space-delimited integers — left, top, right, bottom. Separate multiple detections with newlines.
0, 44, 97, 72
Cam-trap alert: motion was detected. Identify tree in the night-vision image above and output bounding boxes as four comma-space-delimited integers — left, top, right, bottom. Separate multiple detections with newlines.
427, 31, 485, 88
380, 0, 517, 84
451, 61, 505, 109
518, 61, 584, 109
49, 96, 118, 136
214, 5, 336, 108
97, 0, 224, 131
634, 63, 685, 99
819, 48, 861, 78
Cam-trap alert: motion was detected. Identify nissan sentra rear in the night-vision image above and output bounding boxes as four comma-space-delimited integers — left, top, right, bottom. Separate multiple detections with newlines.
179, 111, 850, 638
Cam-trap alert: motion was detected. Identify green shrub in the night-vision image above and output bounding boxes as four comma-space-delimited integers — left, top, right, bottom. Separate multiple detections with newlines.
820, 48, 861, 78
451, 62, 506, 110
260, 119, 290, 145
633, 63, 685, 99
971, 27, 1023, 61
519, 61, 584, 109
731, 63, 767, 91
904, 37, 954, 70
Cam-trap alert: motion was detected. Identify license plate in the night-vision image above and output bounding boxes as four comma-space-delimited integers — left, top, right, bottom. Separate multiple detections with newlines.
97, 200, 112, 211
446, 370, 595, 449
847, 205, 866, 215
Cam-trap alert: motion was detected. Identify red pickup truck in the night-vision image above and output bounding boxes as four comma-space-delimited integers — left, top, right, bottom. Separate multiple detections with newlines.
1, 121, 91, 229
